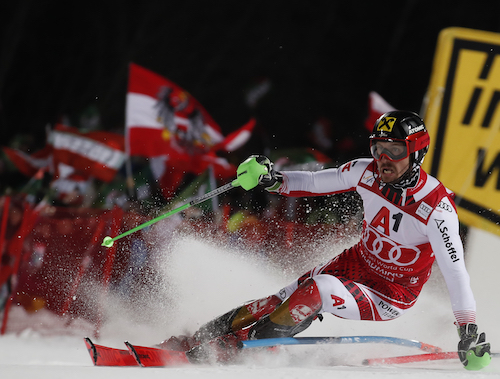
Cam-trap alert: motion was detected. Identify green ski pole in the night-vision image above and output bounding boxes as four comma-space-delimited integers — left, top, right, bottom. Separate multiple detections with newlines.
101, 156, 268, 248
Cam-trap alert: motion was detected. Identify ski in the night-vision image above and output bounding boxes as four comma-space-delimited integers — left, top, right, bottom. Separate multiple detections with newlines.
84, 337, 137, 366
240, 335, 442, 353
85, 335, 460, 367
125, 341, 190, 367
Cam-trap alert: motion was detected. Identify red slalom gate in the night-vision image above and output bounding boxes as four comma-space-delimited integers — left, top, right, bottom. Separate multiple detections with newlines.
1, 203, 40, 335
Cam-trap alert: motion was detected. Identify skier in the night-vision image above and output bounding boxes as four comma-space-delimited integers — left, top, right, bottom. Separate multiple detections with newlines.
161, 111, 491, 370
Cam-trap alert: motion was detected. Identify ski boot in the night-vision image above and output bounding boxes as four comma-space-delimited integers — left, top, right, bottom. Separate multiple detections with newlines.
157, 334, 199, 351
186, 328, 250, 364
158, 294, 282, 351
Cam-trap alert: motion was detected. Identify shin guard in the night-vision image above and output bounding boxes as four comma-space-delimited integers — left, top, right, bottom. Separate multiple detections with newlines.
249, 278, 322, 339
193, 295, 282, 343
232, 295, 282, 330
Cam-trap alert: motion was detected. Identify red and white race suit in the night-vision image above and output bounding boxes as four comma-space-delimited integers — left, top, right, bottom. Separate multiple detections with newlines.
272, 158, 476, 325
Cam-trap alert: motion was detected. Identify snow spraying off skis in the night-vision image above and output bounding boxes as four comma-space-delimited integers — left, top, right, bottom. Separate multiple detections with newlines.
95, 229, 454, 358
1, 228, 499, 377
90, 228, 427, 342
157, 235, 287, 338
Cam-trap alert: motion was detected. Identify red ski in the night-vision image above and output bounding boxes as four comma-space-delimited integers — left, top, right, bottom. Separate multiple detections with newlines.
84, 337, 191, 367
125, 341, 190, 367
84, 337, 137, 366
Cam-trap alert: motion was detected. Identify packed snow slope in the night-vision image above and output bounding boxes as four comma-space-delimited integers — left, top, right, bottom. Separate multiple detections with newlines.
0, 225, 498, 379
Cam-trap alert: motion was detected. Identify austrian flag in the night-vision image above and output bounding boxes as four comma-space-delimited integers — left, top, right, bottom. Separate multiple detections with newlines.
2, 146, 52, 177
126, 63, 254, 157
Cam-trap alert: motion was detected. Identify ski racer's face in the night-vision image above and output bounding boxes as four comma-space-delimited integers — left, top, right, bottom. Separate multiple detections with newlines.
372, 141, 411, 183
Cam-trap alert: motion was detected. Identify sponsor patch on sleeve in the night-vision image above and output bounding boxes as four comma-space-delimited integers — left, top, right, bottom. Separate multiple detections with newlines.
416, 201, 432, 220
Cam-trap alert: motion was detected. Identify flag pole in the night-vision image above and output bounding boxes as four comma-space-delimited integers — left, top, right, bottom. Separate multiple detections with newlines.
124, 143, 135, 199
208, 165, 219, 216
124, 65, 136, 199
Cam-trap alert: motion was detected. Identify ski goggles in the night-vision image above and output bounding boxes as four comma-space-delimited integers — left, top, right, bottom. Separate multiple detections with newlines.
370, 139, 409, 162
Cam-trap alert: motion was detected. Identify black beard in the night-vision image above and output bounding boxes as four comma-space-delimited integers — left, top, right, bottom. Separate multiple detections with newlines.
384, 162, 420, 189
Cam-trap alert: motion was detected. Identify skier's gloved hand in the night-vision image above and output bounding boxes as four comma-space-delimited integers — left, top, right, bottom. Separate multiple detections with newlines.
254, 155, 282, 191
236, 155, 282, 191
457, 323, 491, 370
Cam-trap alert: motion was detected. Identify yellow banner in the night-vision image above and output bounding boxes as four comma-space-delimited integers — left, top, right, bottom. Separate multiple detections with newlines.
422, 27, 500, 236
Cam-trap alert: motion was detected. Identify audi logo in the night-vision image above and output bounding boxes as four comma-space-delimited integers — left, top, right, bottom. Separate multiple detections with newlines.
362, 227, 421, 266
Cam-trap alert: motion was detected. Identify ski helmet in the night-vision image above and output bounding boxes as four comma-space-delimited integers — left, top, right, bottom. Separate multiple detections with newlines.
369, 110, 430, 166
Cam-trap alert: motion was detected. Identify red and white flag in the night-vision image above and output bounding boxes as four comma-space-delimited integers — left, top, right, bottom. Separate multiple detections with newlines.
126, 63, 225, 157
126, 63, 256, 198
50, 162, 93, 205
364, 91, 396, 132
2, 146, 52, 178
211, 118, 255, 152
126, 63, 254, 157
50, 124, 125, 182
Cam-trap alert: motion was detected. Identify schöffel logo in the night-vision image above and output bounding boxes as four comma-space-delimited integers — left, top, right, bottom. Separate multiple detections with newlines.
435, 219, 460, 263
377, 117, 396, 132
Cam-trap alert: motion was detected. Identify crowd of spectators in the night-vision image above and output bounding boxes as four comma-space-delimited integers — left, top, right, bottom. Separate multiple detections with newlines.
0, 104, 374, 332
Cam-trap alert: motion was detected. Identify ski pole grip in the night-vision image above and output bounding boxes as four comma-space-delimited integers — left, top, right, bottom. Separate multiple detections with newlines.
236, 156, 269, 190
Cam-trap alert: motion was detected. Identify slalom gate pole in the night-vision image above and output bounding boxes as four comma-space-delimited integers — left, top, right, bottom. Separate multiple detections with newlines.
240, 336, 442, 353
364, 351, 499, 366
0, 196, 11, 265
1, 205, 39, 335
101, 179, 240, 247
363, 352, 459, 365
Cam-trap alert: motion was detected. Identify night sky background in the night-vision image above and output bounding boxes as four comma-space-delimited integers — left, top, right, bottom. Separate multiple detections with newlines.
2, 1, 500, 161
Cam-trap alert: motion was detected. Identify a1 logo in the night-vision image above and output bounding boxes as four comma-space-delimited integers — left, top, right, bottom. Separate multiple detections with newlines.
331, 294, 345, 307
